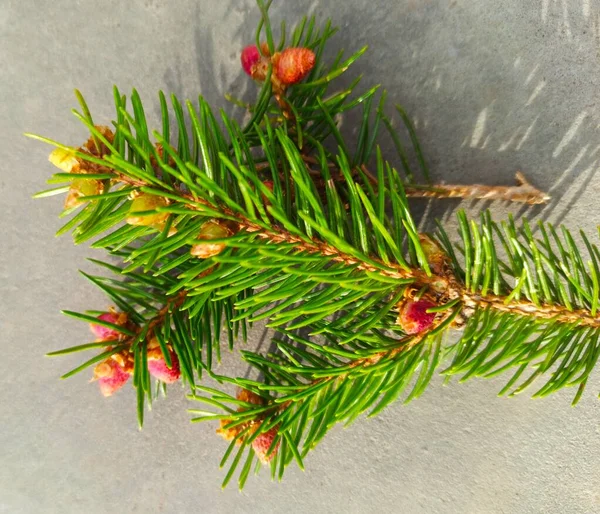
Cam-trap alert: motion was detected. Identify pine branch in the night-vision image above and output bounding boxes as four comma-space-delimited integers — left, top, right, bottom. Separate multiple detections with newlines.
32, 1, 599, 488
190, 325, 451, 485
192, 215, 600, 483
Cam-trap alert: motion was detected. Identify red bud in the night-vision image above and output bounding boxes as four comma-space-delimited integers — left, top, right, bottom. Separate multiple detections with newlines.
241, 44, 261, 76
398, 299, 436, 335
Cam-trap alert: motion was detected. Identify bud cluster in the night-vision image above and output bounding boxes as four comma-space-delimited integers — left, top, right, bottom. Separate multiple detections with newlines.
396, 234, 452, 335
241, 43, 316, 93
216, 388, 281, 464
48, 126, 115, 210
89, 311, 181, 396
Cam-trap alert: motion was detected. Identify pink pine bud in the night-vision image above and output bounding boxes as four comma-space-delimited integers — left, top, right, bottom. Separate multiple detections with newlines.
90, 312, 125, 341
147, 338, 181, 383
148, 353, 181, 383
252, 426, 280, 464
398, 299, 437, 335
241, 44, 261, 76
93, 359, 131, 397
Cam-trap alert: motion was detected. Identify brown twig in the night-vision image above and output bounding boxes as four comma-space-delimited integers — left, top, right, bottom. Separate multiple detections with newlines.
257, 150, 550, 205
245, 221, 422, 281
145, 290, 188, 335
404, 172, 550, 205
352, 166, 548, 205
302, 158, 550, 205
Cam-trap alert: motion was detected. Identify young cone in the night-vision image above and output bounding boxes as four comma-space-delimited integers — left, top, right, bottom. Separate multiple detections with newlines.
241, 44, 261, 76
274, 47, 315, 85
126, 193, 170, 226
418, 234, 448, 275
147, 337, 181, 384
190, 220, 236, 259
64, 178, 104, 209
252, 425, 280, 464
216, 389, 266, 442
398, 299, 437, 335
90, 311, 128, 341
237, 388, 265, 406
93, 359, 131, 397
49, 148, 79, 173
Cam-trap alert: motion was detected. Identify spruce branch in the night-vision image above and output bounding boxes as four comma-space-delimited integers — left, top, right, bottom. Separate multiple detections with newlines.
32, 1, 599, 488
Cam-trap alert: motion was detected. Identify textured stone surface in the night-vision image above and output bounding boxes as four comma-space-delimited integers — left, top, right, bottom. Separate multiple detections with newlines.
2, 1, 600, 512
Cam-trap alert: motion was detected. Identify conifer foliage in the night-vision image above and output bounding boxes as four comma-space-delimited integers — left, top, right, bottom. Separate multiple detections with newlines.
31, 1, 600, 488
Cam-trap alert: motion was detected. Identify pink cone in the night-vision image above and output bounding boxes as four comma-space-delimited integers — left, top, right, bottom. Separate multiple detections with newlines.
94, 360, 131, 397
90, 312, 121, 340
241, 44, 260, 76
148, 350, 181, 384
398, 299, 437, 335
252, 426, 280, 464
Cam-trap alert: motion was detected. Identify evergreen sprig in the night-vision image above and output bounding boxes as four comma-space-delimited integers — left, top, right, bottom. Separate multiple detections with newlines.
31, 1, 599, 488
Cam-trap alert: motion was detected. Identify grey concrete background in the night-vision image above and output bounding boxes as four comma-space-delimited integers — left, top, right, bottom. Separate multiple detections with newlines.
2, 0, 600, 512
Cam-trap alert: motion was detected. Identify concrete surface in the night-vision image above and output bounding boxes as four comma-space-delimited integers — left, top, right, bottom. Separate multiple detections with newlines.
2, 0, 600, 513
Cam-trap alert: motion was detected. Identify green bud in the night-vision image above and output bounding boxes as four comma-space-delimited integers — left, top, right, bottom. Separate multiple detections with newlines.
64, 178, 104, 209
190, 220, 234, 258
126, 194, 170, 226
49, 148, 79, 173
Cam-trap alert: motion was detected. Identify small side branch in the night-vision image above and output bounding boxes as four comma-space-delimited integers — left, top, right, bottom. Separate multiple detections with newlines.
404, 172, 550, 205
306, 161, 549, 205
